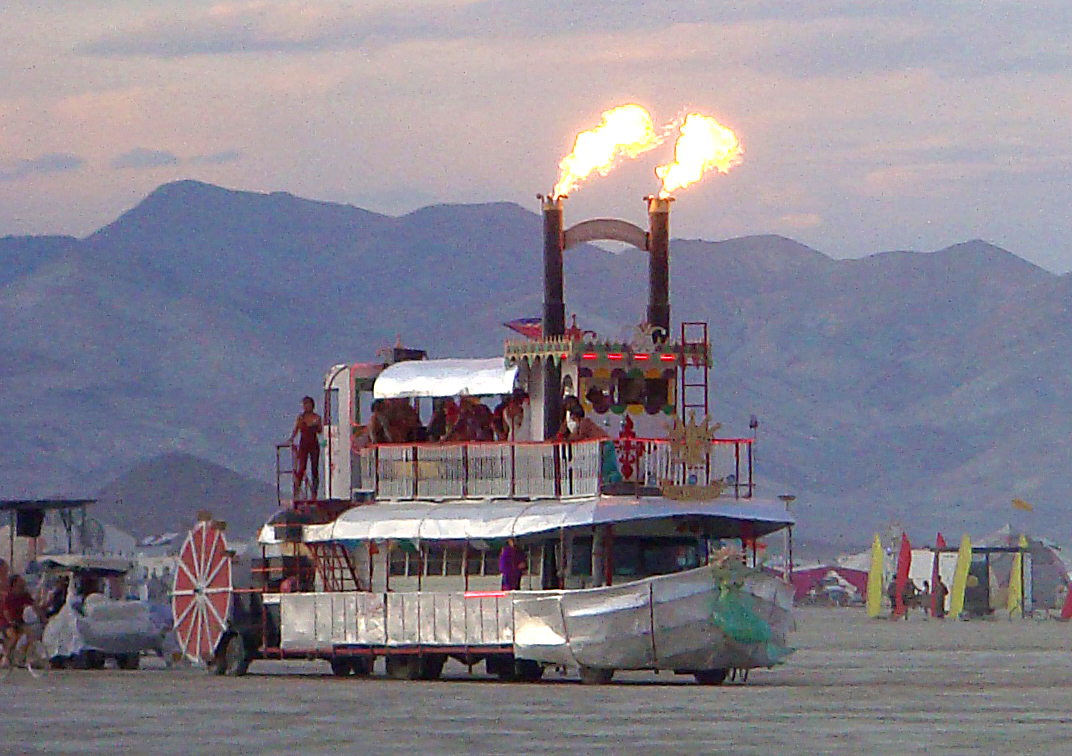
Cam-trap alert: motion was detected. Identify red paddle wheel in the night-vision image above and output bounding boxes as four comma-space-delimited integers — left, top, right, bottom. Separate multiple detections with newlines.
172, 518, 234, 665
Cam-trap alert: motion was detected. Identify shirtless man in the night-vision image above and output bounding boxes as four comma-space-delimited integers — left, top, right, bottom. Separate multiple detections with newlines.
288, 396, 323, 500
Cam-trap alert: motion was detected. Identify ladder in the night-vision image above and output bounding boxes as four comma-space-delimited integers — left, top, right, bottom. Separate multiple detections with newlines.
679, 321, 710, 422
307, 542, 363, 592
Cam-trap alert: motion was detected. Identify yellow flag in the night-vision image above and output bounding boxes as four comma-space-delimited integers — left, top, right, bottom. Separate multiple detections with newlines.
866, 533, 884, 618
1013, 498, 1034, 512
949, 534, 972, 618
1007, 534, 1028, 617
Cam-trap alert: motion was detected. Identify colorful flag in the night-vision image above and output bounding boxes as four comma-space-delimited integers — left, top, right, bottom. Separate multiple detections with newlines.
1007, 534, 1028, 616
893, 533, 912, 617
503, 317, 543, 340
931, 532, 947, 617
866, 534, 884, 618
1013, 497, 1034, 512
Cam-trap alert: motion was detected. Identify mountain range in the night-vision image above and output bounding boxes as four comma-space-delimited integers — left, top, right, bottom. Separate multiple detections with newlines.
4, 179, 1071, 552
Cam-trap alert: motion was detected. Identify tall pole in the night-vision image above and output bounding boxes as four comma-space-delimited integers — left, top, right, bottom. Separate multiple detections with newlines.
646, 196, 671, 333
779, 494, 796, 582
542, 195, 565, 439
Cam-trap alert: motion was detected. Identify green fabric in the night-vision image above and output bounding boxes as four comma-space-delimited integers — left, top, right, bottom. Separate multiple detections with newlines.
710, 584, 772, 645
601, 441, 623, 484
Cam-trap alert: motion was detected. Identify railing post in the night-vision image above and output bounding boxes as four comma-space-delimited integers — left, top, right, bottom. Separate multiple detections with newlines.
412, 444, 419, 500
463, 443, 469, 499
747, 441, 753, 498
734, 442, 741, 499
510, 442, 516, 499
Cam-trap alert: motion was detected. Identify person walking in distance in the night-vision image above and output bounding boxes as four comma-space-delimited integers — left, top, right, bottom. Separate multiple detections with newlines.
288, 396, 323, 501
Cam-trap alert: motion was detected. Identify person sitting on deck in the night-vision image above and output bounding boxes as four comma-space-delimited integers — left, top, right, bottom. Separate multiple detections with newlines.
427, 398, 459, 441
288, 396, 324, 500
446, 397, 495, 442
493, 389, 529, 441
556, 405, 608, 442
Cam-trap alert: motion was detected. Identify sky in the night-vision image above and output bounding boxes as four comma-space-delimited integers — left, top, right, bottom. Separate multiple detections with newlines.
2, 1, 1071, 269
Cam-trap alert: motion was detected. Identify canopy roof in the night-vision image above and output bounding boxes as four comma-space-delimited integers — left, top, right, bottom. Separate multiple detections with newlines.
36, 554, 134, 574
265, 497, 793, 545
0, 499, 94, 512
373, 358, 518, 399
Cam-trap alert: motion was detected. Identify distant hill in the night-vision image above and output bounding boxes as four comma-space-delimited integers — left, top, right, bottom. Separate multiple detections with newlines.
3, 179, 1072, 548
94, 453, 277, 541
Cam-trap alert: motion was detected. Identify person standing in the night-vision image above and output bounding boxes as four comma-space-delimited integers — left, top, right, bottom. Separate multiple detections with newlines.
288, 396, 323, 501
934, 577, 948, 619
499, 538, 527, 591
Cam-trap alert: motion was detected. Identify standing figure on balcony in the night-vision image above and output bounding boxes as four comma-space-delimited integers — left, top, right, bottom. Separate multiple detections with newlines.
557, 405, 607, 442
288, 396, 323, 501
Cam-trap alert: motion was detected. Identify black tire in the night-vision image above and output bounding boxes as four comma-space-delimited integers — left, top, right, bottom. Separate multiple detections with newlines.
418, 655, 446, 681
694, 668, 729, 685
515, 659, 544, 682
71, 650, 106, 670
350, 657, 372, 677
486, 655, 515, 681
217, 633, 251, 677
116, 653, 141, 671
330, 657, 352, 677
50, 656, 68, 670
579, 666, 614, 685
385, 655, 421, 680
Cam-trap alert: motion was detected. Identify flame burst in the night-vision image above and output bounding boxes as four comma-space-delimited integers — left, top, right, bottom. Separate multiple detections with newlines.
656, 114, 742, 198
553, 104, 660, 198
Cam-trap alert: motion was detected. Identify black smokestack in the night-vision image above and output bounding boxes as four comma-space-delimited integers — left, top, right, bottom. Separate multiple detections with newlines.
647, 196, 671, 333
542, 195, 565, 439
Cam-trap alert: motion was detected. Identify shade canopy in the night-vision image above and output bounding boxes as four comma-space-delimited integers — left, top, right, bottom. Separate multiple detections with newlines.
265, 496, 794, 545
373, 358, 518, 399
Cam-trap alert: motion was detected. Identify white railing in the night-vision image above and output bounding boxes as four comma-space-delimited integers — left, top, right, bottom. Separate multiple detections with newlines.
350, 437, 753, 502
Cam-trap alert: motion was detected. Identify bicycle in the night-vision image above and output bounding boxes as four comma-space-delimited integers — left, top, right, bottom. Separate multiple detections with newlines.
0, 618, 50, 680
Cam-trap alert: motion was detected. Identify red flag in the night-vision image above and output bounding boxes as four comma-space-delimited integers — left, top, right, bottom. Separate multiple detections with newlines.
503, 317, 543, 340
893, 533, 912, 617
931, 533, 946, 617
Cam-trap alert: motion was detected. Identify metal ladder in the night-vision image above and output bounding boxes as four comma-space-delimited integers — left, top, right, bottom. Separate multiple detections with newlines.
679, 321, 710, 421
307, 542, 363, 592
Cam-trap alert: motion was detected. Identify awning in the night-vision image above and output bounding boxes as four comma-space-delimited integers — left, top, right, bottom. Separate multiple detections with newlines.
37, 554, 134, 574
373, 358, 518, 399
292, 497, 794, 544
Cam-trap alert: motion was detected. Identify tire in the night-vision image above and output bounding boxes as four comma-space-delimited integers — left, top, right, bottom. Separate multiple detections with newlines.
350, 657, 372, 677
579, 666, 614, 685
385, 655, 421, 680
116, 653, 141, 671
418, 655, 446, 681
485, 655, 515, 681
218, 634, 250, 677
330, 657, 352, 677
72, 650, 106, 670
694, 668, 729, 686
515, 659, 544, 682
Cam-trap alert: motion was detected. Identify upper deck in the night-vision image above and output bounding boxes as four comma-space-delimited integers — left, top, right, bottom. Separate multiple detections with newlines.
349, 435, 752, 503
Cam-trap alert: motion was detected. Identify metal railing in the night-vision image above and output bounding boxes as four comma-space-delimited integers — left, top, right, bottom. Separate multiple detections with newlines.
349, 437, 754, 502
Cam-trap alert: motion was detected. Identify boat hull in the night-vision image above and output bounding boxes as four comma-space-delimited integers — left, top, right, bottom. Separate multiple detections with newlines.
513, 565, 794, 671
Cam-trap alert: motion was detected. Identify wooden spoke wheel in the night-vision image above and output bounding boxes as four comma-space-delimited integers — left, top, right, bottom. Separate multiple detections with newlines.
172, 519, 233, 666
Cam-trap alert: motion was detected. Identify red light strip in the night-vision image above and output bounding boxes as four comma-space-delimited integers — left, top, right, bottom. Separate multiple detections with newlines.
583, 352, 598, 360
660, 354, 677, 362
634, 354, 649, 361
607, 353, 623, 360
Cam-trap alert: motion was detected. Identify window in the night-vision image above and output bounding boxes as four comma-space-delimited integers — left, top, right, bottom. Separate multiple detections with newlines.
483, 547, 501, 576
425, 545, 445, 576
388, 547, 408, 577
445, 546, 464, 576
570, 537, 593, 577
465, 548, 482, 575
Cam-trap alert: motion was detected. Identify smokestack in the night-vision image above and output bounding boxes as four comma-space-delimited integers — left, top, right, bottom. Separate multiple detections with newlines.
542, 195, 565, 439
647, 196, 672, 333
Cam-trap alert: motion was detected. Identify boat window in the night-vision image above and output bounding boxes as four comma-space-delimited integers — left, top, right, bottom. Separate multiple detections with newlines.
425, 545, 445, 576
483, 547, 501, 576
388, 546, 408, 577
445, 546, 464, 576
528, 544, 543, 579
611, 537, 702, 578
465, 548, 482, 576
570, 537, 593, 577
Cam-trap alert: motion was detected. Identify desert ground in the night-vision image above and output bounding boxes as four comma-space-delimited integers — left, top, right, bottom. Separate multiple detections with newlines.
3, 607, 1072, 755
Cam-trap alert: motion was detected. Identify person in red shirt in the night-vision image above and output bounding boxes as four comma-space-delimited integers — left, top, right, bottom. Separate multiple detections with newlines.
1, 575, 39, 660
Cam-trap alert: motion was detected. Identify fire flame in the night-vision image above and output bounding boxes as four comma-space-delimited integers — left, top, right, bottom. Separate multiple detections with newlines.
655, 114, 742, 198
553, 104, 660, 198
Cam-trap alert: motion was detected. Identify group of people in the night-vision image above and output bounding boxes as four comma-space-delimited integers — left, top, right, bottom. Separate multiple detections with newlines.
287, 386, 615, 500
889, 577, 949, 618
362, 389, 532, 446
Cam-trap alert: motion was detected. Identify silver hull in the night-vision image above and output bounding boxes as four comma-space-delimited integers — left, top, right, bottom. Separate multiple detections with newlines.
277, 565, 793, 672
513, 565, 795, 671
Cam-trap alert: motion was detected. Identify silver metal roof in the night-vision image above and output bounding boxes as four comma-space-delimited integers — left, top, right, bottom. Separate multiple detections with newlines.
261, 497, 793, 545
373, 358, 518, 399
